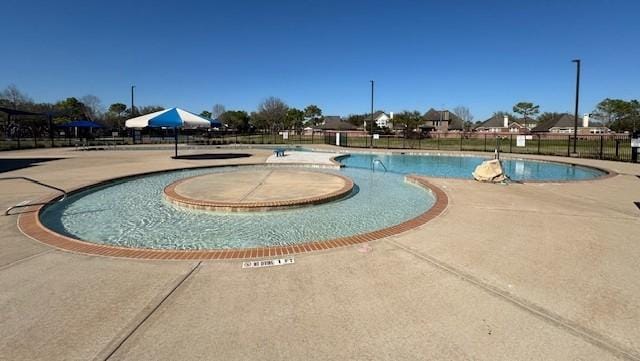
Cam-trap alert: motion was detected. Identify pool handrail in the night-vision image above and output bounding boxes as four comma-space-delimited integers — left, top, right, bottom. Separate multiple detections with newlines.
1, 176, 67, 216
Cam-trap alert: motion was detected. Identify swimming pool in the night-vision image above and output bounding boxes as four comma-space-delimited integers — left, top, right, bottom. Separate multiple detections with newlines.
339, 153, 606, 181
39, 166, 435, 250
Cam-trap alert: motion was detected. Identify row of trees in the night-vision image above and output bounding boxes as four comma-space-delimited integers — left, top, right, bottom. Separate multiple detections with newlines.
200, 98, 324, 132
0, 84, 163, 131
498, 100, 638, 132
2, 83, 638, 135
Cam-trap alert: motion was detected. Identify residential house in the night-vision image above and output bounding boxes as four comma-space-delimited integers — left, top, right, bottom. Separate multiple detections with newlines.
371, 111, 393, 128
531, 114, 609, 134
474, 115, 531, 133
420, 109, 464, 132
319, 116, 358, 131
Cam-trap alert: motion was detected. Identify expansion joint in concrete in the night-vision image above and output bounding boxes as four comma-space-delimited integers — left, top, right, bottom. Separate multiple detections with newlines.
387, 239, 640, 361
96, 261, 202, 361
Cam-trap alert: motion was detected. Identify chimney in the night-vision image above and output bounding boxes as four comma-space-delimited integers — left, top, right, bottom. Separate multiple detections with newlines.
582, 114, 589, 128
503, 115, 509, 128
389, 111, 394, 119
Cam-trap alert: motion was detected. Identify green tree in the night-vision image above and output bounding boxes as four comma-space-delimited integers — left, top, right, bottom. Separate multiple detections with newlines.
393, 110, 423, 136
55, 97, 87, 121
512, 102, 540, 128
200, 110, 212, 118
593, 98, 640, 132
304, 104, 323, 126
108, 103, 127, 116
346, 114, 365, 127
220, 110, 250, 132
536, 112, 564, 124
285, 108, 305, 130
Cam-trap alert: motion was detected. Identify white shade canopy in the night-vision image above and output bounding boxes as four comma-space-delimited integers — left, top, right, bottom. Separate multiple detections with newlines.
125, 108, 211, 129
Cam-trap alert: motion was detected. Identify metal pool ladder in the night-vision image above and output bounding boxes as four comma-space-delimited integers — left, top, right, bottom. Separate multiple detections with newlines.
1, 177, 67, 216
371, 159, 388, 173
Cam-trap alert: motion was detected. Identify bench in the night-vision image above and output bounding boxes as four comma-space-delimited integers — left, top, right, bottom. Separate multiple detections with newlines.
274, 148, 286, 157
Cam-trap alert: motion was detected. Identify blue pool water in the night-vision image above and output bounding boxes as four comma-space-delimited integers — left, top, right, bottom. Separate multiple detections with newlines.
340, 153, 605, 181
40, 166, 434, 250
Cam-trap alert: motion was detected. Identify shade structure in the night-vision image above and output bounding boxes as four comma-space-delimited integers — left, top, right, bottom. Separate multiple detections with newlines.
125, 108, 211, 129
125, 108, 211, 158
210, 118, 223, 128
59, 120, 104, 128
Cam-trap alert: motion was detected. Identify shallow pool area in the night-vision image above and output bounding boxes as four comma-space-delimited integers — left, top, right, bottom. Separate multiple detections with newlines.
40, 166, 434, 250
340, 153, 606, 181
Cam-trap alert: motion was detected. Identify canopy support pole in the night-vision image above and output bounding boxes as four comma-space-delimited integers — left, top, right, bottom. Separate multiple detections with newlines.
174, 127, 178, 158
48, 115, 54, 147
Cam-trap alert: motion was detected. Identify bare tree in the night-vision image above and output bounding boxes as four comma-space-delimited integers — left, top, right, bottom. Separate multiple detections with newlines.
0, 84, 32, 109
80, 94, 103, 119
254, 97, 288, 131
211, 104, 226, 119
453, 106, 474, 131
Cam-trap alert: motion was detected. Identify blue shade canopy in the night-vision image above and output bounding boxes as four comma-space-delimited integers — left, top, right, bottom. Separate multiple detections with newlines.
210, 118, 222, 127
59, 120, 104, 128
125, 108, 211, 129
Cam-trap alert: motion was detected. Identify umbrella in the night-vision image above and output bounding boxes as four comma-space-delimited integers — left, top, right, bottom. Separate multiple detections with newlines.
125, 108, 211, 157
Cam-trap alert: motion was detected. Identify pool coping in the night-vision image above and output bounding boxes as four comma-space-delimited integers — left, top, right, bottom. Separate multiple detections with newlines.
16, 166, 447, 261
163, 170, 355, 212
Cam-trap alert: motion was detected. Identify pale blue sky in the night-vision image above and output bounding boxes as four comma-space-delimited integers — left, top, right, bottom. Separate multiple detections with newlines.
2, 0, 639, 121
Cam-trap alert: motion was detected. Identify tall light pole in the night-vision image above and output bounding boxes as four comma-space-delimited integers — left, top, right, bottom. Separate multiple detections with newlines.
370, 80, 374, 148
572, 59, 580, 154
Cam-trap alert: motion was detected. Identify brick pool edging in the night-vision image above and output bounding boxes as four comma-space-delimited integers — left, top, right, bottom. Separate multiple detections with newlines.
163, 171, 355, 212
16, 175, 447, 261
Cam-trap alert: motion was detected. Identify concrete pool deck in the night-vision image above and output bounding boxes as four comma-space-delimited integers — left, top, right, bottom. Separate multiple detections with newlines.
1, 145, 640, 360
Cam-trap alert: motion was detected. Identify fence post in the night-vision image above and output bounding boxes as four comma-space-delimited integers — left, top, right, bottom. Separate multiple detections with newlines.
509, 134, 513, 153
436, 133, 440, 150
567, 135, 571, 157
599, 135, 604, 159
537, 135, 541, 154
459, 133, 463, 151
418, 135, 421, 149
615, 139, 619, 159
484, 134, 487, 152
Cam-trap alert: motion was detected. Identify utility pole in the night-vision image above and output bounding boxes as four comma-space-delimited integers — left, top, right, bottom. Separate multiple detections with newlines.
370, 80, 374, 148
572, 59, 580, 154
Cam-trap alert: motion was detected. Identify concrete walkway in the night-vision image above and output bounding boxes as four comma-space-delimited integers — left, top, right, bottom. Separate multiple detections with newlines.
1, 146, 639, 360
266, 150, 343, 166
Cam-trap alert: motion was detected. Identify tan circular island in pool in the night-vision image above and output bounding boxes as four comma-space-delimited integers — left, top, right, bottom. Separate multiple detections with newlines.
163, 168, 355, 212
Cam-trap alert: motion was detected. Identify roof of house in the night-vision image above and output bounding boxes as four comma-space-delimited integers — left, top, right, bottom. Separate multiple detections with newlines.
320, 117, 357, 130
421, 108, 464, 130
474, 114, 505, 129
474, 115, 537, 129
323, 115, 342, 123
531, 114, 605, 132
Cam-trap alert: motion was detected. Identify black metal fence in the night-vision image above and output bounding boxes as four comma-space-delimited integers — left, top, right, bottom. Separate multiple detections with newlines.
324, 132, 634, 162
1, 129, 635, 162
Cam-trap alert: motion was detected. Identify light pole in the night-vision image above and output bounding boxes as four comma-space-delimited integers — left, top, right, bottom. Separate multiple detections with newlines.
130, 85, 136, 144
370, 80, 374, 148
572, 59, 580, 154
